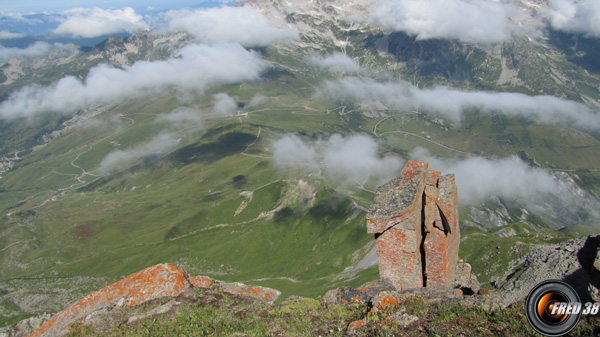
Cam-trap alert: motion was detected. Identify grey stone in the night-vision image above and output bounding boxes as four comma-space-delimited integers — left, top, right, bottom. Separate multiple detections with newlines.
386, 309, 419, 327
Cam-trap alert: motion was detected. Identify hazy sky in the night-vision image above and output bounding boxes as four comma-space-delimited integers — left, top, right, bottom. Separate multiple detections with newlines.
1, 1, 237, 14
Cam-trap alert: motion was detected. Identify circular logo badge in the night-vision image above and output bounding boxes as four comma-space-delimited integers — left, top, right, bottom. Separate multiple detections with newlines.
525, 280, 581, 336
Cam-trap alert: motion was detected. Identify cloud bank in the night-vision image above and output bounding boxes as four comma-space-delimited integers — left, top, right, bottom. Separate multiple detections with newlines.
53, 7, 148, 38
308, 53, 361, 74
411, 147, 558, 205
410, 148, 600, 225
164, 6, 298, 47
0, 41, 60, 61
545, 0, 600, 38
370, 0, 522, 43
315, 77, 600, 129
0, 31, 25, 39
97, 133, 178, 174
0, 43, 266, 119
272, 134, 404, 185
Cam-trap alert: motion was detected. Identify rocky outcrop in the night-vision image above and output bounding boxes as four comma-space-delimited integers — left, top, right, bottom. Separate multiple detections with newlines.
322, 279, 396, 306
23, 264, 280, 337
496, 234, 600, 307
190, 276, 281, 304
28, 264, 190, 337
339, 279, 502, 333
367, 161, 476, 291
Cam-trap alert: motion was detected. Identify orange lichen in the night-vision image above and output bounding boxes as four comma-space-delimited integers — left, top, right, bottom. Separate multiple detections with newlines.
29, 263, 191, 337
348, 319, 366, 330
378, 295, 397, 309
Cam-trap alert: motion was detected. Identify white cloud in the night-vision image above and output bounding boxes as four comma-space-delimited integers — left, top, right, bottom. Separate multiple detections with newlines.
0, 43, 266, 119
322, 134, 404, 184
545, 0, 600, 38
308, 53, 361, 74
164, 6, 298, 47
0, 31, 25, 39
370, 0, 523, 43
0, 41, 58, 61
248, 94, 266, 108
97, 133, 179, 174
155, 107, 203, 128
211, 93, 237, 116
411, 147, 557, 204
272, 134, 317, 170
272, 134, 404, 185
410, 148, 600, 225
315, 77, 600, 130
53, 7, 148, 38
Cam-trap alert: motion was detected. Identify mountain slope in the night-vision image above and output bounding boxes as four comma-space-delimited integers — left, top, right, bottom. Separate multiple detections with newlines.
0, 0, 599, 329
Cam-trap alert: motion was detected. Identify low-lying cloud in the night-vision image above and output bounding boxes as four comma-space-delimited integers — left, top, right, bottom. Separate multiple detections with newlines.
164, 6, 298, 47
315, 77, 600, 129
0, 42, 59, 62
410, 147, 600, 225
0, 30, 25, 39
545, 0, 600, 38
248, 94, 266, 108
212, 93, 238, 116
97, 133, 178, 174
272, 134, 404, 185
411, 147, 557, 205
308, 53, 361, 74
53, 7, 148, 38
370, 0, 523, 43
0, 43, 266, 119
272, 134, 317, 170
155, 107, 203, 128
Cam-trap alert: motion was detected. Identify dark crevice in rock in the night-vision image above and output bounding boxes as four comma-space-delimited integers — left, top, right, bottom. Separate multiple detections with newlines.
421, 191, 428, 287
437, 206, 451, 236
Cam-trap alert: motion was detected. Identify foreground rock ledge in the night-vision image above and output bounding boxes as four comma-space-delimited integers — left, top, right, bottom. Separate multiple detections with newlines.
27, 264, 280, 337
367, 160, 477, 291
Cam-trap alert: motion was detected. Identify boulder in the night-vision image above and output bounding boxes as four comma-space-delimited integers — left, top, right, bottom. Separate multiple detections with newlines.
322, 286, 369, 305
221, 282, 281, 304
189, 275, 280, 304
29, 263, 191, 337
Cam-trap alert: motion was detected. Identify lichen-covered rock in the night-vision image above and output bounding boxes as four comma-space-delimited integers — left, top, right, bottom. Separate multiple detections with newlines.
188, 276, 280, 304
435, 174, 460, 285
367, 161, 475, 291
375, 227, 424, 290
385, 309, 419, 328
323, 279, 396, 307
221, 282, 281, 304
347, 318, 366, 331
371, 291, 402, 312
322, 286, 369, 305
356, 279, 396, 299
366, 161, 429, 234
189, 276, 218, 289
29, 263, 191, 337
